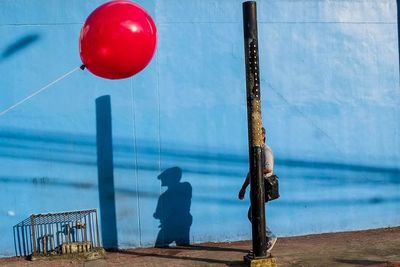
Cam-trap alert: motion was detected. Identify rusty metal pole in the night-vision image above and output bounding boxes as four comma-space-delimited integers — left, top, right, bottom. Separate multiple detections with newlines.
242, 1, 267, 258
31, 215, 37, 256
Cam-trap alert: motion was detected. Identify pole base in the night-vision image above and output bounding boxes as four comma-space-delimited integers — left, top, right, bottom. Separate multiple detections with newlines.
244, 252, 277, 267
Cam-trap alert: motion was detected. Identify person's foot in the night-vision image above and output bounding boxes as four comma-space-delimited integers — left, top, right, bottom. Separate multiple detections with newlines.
266, 237, 277, 252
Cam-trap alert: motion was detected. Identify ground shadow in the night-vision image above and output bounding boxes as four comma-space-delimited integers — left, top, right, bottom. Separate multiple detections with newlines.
115, 249, 246, 266
335, 258, 387, 265
96, 95, 118, 249
167, 244, 248, 253
153, 167, 193, 247
2, 34, 40, 60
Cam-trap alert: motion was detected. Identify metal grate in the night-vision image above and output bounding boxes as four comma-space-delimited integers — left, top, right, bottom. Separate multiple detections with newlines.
14, 209, 101, 257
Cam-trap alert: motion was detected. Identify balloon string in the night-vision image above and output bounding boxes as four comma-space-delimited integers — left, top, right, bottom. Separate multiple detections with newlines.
0, 66, 81, 117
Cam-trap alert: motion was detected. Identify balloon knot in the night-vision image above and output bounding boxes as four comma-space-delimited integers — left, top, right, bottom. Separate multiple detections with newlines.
80, 64, 86, 70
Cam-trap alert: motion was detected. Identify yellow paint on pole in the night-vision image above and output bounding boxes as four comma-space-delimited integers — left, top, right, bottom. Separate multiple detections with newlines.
244, 254, 277, 267
251, 99, 263, 146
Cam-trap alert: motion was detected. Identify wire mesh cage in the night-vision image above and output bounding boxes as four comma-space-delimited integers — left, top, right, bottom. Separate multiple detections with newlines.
14, 209, 101, 257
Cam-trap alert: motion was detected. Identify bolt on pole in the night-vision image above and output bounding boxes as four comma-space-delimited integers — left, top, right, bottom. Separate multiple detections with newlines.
242, 1, 267, 258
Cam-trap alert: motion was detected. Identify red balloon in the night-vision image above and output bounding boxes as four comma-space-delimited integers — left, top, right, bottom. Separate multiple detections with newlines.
79, 0, 157, 79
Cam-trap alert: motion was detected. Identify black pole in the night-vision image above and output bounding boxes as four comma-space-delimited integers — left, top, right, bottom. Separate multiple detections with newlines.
242, 1, 267, 258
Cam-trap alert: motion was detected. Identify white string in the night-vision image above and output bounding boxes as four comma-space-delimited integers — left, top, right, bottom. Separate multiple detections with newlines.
0, 66, 81, 117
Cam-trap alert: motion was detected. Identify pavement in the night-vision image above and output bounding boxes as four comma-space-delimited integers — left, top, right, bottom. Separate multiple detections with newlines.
1, 227, 399, 267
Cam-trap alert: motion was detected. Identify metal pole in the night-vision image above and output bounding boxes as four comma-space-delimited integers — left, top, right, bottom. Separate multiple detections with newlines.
95, 210, 101, 247
242, 1, 267, 258
31, 215, 37, 256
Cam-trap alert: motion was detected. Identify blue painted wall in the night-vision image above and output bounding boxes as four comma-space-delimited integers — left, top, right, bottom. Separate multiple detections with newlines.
0, 0, 399, 257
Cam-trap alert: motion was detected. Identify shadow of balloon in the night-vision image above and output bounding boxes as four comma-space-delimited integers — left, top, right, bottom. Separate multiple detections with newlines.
1, 33, 41, 60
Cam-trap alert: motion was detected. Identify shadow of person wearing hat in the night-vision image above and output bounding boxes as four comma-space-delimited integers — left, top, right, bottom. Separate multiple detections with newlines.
153, 167, 193, 247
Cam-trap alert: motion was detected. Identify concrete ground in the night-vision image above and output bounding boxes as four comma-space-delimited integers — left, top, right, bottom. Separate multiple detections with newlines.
1, 227, 399, 267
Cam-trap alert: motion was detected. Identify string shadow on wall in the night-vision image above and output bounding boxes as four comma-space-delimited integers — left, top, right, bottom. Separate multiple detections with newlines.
397, 0, 400, 73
